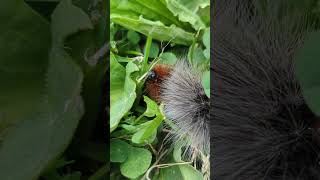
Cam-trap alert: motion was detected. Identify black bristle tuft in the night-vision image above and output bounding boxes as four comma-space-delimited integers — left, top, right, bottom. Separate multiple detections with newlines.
212, 0, 320, 179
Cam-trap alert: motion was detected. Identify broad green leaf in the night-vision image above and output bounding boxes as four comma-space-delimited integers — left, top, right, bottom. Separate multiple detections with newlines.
158, 166, 184, 180
120, 124, 138, 132
148, 42, 160, 59
143, 96, 160, 117
179, 165, 203, 180
120, 147, 152, 179
127, 30, 141, 45
111, 12, 195, 45
164, 0, 208, 30
295, 31, 320, 116
131, 97, 164, 144
202, 28, 210, 59
131, 128, 157, 144
111, 0, 185, 28
0, 0, 50, 133
51, 0, 92, 44
110, 60, 139, 132
188, 43, 208, 69
203, 48, 210, 60
110, 23, 117, 41
110, 53, 126, 105
172, 145, 203, 180
64, 30, 107, 143
173, 144, 183, 162
159, 52, 178, 65
202, 71, 210, 98
198, 6, 210, 26
0, 0, 91, 179
44, 0, 90, 170
167, 0, 209, 12
110, 139, 130, 163
131, 115, 163, 144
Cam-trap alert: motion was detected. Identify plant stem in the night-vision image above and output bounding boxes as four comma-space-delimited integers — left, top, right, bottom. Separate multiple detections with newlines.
135, 36, 153, 107
142, 35, 153, 75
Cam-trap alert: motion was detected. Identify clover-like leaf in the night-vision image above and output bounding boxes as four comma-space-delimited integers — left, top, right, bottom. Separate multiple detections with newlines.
110, 139, 131, 163
120, 147, 152, 179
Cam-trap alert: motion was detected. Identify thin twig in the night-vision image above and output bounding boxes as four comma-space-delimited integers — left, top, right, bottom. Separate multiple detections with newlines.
144, 149, 168, 180
156, 161, 192, 168
148, 143, 158, 156
85, 43, 109, 66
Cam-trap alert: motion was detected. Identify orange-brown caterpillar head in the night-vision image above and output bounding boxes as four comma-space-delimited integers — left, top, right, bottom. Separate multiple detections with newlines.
145, 64, 172, 102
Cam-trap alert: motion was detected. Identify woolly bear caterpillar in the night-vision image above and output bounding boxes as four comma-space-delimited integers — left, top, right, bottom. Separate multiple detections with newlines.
145, 61, 210, 162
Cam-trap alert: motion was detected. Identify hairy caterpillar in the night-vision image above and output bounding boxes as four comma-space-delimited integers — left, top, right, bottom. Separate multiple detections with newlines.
211, 0, 320, 179
145, 61, 210, 157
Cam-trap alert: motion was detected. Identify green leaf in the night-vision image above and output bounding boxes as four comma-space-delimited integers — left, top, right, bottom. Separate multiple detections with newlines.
64, 23, 107, 144
143, 96, 160, 117
159, 52, 178, 65
295, 31, 320, 116
131, 128, 157, 144
110, 53, 126, 105
0, 0, 91, 179
111, 0, 185, 28
120, 124, 138, 133
127, 30, 141, 45
110, 22, 116, 40
111, 12, 194, 45
0, 0, 50, 135
202, 71, 210, 98
173, 144, 183, 162
120, 147, 152, 179
131, 97, 164, 144
164, 0, 208, 30
110, 57, 139, 132
158, 166, 184, 180
178, 165, 203, 180
172, 145, 203, 180
110, 139, 130, 163
51, 0, 93, 44
202, 28, 210, 59
202, 28, 210, 47
148, 42, 160, 58
188, 43, 207, 68
198, 6, 210, 26
167, 0, 209, 12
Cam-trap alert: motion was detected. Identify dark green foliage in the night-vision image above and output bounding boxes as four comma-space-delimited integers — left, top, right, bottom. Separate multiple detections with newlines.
0, 0, 107, 179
